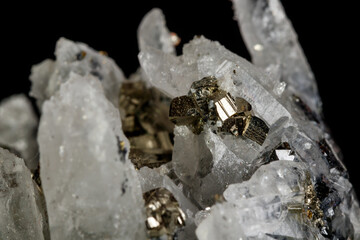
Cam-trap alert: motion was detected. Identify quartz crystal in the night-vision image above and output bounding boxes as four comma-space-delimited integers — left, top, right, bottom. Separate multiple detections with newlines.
1, 1, 359, 239
37, 74, 146, 239
30, 38, 125, 108
0, 94, 39, 171
0, 148, 49, 240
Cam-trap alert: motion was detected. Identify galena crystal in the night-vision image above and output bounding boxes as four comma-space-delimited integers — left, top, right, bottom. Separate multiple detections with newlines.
1, 1, 359, 239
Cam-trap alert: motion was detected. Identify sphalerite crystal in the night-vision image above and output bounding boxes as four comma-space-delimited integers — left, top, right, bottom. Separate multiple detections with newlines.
1, 1, 359, 240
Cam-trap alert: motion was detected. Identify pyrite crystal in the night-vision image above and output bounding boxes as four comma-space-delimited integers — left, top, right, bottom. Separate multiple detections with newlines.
119, 81, 174, 169
144, 188, 186, 239
1, 1, 360, 240
169, 76, 269, 145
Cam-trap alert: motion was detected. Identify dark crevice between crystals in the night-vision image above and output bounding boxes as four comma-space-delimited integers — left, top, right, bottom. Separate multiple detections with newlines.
318, 139, 348, 179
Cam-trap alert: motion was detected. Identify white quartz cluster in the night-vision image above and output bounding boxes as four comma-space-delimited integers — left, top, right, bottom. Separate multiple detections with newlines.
0, 0, 359, 239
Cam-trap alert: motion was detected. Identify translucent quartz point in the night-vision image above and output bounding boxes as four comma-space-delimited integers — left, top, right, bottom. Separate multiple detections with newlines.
38, 74, 146, 239
30, 38, 125, 108
232, 0, 321, 114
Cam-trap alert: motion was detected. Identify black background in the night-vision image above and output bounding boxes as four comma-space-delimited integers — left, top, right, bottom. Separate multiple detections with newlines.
1, 1, 359, 196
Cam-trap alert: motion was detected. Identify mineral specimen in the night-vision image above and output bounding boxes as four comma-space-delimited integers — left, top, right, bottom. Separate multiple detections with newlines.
1, 0, 359, 239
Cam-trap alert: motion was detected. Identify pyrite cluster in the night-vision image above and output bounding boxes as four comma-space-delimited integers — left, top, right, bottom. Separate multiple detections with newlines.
119, 81, 174, 169
144, 188, 186, 239
169, 76, 269, 145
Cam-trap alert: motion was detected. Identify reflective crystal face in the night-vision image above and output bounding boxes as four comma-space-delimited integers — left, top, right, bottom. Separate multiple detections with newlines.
269, 142, 295, 161
169, 76, 269, 145
143, 188, 186, 239
119, 81, 174, 169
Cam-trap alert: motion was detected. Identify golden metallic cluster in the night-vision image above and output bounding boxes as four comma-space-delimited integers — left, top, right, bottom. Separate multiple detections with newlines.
169, 76, 269, 145
119, 81, 174, 169
304, 174, 324, 228
143, 188, 186, 239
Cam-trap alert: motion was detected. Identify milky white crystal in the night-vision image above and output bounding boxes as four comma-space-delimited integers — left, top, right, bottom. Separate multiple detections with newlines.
233, 0, 321, 113
30, 38, 125, 109
38, 74, 146, 239
0, 148, 49, 240
0, 94, 39, 171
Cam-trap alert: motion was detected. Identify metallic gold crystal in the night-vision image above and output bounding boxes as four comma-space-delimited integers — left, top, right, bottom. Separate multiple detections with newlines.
304, 173, 324, 228
189, 76, 221, 116
242, 116, 269, 145
235, 97, 252, 113
143, 188, 186, 239
169, 76, 269, 145
219, 113, 246, 137
215, 93, 237, 122
169, 95, 199, 125
119, 81, 174, 169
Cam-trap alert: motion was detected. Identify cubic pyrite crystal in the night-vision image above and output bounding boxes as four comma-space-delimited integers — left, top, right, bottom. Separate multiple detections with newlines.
144, 188, 186, 239
1, 1, 359, 240
169, 76, 269, 145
